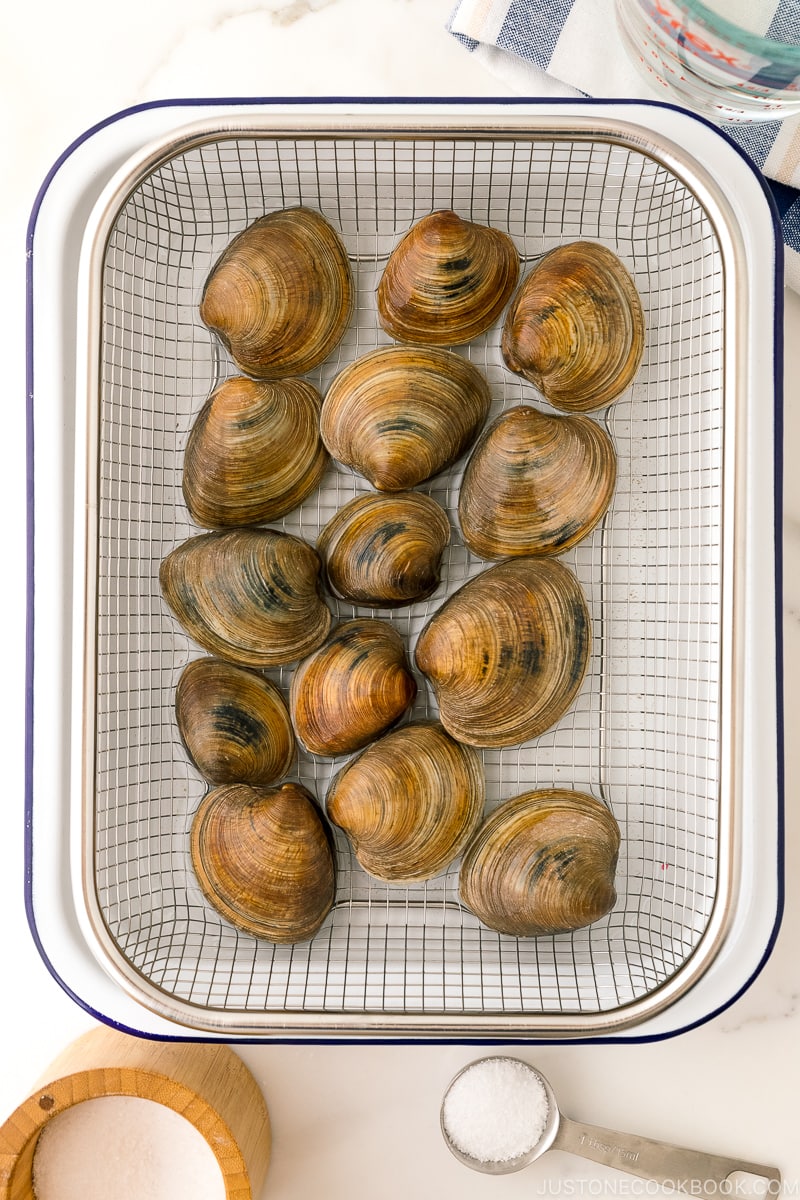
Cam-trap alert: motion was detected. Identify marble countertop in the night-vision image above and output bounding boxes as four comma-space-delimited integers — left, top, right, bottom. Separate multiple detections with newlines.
3, 0, 798, 1195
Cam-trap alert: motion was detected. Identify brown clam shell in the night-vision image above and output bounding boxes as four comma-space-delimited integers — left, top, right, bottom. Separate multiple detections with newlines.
176, 658, 295, 785
290, 620, 417, 757
182, 376, 328, 528
159, 528, 332, 668
320, 345, 491, 491
458, 404, 617, 559
200, 206, 353, 379
501, 241, 645, 412
414, 557, 590, 748
459, 789, 620, 937
377, 210, 519, 345
326, 721, 485, 884
318, 491, 450, 607
190, 782, 335, 943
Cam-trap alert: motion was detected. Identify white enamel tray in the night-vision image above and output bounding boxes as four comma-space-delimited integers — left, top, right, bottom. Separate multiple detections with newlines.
26, 99, 783, 1040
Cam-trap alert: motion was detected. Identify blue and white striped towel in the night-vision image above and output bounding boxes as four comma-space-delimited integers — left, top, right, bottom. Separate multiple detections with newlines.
449, 0, 800, 290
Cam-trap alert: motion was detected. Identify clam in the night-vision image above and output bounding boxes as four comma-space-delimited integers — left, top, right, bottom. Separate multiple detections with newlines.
175, 657, 295, 785
326, 721, 485, 884
415, 557, 590, 748
459, 789, 620, 937
377, 210, 519, 345
290, 620, 417, 757
182, 375, 328, 528
190, 781, 335, 943
318, 491, 450, 607
501, 241, 645, 412
200, 206, 353, 379
458, 404, 617, 559
159, 528, 332, 668
320, 345, 491, 491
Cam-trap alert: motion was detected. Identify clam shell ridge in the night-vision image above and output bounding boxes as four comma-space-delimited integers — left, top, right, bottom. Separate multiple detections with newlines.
290, 619, 417, 757
459, 789, 620, 937
318, 491, 451, 607
501, 241, 645, 413
458, 404, 617, 559
190, 782, 335, 943
326, 721, 485, 884
377, 210, 520, 346
200, 206, 353, 379
175, 657, 295, 785
415, 557, 591, 748
159, 528, 332, 668
182, 376, 328, 528
320, 345, 491, 491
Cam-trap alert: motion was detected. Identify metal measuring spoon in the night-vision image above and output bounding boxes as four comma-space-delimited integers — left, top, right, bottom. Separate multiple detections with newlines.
441, 1057, 781, 1189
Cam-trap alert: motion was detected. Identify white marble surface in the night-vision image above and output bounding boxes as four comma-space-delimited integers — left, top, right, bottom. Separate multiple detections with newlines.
3, 0, 799, 1195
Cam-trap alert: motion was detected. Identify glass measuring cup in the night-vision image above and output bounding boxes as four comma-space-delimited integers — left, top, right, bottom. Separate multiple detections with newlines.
441, 1057, 781, 1189
615, 0, 800, 122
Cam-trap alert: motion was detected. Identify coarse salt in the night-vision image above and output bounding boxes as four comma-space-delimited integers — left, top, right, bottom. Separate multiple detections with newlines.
32, 1095, 227, 1200
443, 1058, 550, 1164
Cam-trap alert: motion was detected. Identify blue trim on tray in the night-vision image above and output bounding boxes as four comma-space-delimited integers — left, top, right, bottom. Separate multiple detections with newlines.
25, 95, 785, 1044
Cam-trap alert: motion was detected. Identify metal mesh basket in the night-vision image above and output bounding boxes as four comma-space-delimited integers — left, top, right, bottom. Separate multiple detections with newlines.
85, 121, 725, 1033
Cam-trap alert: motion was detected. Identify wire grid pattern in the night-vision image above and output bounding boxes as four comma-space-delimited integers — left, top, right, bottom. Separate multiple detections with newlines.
92, 133, 723, 1020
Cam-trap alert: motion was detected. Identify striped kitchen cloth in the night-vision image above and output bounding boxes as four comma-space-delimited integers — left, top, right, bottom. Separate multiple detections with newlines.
449, 0, 800, 290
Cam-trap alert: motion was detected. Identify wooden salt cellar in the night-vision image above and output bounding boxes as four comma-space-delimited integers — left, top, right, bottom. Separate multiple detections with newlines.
0, 1025, 271, 1199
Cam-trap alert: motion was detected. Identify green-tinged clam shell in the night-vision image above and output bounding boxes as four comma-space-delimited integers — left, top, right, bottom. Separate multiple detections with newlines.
182, 376, 328, 528
320, 345, 491, 491
159, 528, 332, 668
459, 789, 620, 937
318, 491, 450, 607
458, 404, 617, 559
176, 658, 295, 785
415, 557, 590, 748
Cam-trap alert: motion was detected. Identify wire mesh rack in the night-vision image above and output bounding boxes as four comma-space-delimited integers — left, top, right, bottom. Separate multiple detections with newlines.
86, 124, 725, 1029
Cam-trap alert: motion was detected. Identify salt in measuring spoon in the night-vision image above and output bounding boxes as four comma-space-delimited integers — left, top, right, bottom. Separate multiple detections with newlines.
440, 1056, 781, 1189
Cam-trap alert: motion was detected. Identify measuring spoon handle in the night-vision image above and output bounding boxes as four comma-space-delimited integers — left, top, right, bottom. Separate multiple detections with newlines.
553, 1115, 780, 1191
